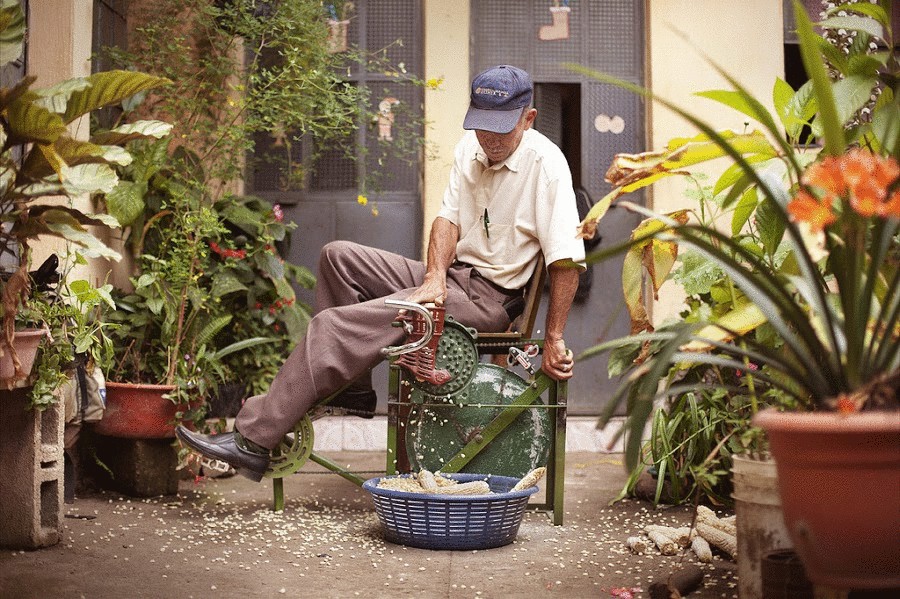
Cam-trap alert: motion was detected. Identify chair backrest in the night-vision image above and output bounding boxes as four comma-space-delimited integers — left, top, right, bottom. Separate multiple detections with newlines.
478, 254, 545, 342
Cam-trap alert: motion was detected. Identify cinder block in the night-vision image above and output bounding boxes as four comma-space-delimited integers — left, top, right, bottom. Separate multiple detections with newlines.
0, 387, 64, 549
92, 435, 179, 497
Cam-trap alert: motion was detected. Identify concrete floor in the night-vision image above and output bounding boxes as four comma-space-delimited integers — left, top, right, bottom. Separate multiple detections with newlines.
0, 452, 740, 599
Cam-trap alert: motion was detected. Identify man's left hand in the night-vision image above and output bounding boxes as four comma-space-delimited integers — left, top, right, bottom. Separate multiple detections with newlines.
543, 338, 574, 381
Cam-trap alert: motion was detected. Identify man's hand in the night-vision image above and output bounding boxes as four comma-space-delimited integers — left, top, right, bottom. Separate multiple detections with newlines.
405, 273, 448, 306
542, 338, 574, 381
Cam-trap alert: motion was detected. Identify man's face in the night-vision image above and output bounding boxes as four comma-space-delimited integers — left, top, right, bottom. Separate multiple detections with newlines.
475, 108, 536, 165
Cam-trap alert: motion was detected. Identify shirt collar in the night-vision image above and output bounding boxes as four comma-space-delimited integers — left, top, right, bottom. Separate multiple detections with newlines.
471, 129, 531, 172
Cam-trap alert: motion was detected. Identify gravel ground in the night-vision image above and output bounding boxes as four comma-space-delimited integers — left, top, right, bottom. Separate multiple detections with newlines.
0, 452, 738, 599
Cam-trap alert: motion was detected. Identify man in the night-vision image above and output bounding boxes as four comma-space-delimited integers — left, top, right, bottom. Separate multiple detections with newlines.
176, 65, 585, 481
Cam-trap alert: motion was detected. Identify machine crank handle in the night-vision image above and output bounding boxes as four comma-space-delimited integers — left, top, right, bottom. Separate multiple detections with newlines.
381, 299, 435, 357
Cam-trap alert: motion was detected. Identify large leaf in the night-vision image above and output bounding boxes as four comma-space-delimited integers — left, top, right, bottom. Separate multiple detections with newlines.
6, 93, 67, 145
210, 271, 249, 298
681, 302, 768, 351
826, 2, 888, 25
870, 96, 899, 156
32, 78, 92, 115
90, 120, 174, 145
103, 180, 148, 227
60, 163, 119, 196
621, 211, 688, 334
0, 1, 24, 66
818, 15, 884, 40
62, 71, 170, 124
695, 90, 776, 128
832, 74, 880, 126
10, 207, 121, 260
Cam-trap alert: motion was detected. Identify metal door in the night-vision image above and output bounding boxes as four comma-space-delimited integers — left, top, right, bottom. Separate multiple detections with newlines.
472, 0, 646, 414
250, 0, 424, 306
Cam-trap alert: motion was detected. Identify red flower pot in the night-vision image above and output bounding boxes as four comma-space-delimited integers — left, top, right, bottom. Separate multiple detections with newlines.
753, 409, 900, 590
93, 382, 179, 439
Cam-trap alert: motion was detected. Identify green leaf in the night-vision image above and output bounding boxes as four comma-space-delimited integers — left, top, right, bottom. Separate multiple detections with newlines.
772, 77, 795, 129
826, 2, 888, 25
0, 2, 25, 66
210, 271, 249, 298
103, 180, 148, 227
818, 15, 884, 40
870, 96, 899, 156
60, 163, 119, 195
32, 78, 92, 114
832, 75, 879, 126
62, 71, 171, 124
695, 90, 776, 128
756, 197, 787, 257
6, 94, 67, 145
795, 0, 845, 154
214, 337, 279, 360
90, 120, 174, 145
731, 186, 759, 237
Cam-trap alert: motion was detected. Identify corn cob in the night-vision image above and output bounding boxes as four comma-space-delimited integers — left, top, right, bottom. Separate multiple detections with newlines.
647, 530, 678, 555
626, 536, 649, 554
696, 505, 737, 537
511, 467, 546, 491
690, 535, 713, 563
696, 522, 737, 559
417, 469, 439, 493
644, 525, 691, 547
434, 480, 491, 495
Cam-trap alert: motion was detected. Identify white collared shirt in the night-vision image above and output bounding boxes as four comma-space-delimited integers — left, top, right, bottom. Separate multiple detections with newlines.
438, 129, 586, 290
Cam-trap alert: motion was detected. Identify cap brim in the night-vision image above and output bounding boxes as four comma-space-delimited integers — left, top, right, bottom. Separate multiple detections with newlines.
463, 106, 524, 134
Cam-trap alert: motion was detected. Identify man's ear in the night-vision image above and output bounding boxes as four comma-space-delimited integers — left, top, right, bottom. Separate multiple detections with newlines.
523, 108, 537, 129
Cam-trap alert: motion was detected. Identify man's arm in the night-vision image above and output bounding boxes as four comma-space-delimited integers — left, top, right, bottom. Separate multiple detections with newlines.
542, 260, 579, 380
405, 216, 459, 305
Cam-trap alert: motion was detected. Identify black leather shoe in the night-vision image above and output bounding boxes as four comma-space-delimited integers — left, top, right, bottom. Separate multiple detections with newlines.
325, 389, 377, 419
176, 427, 270, 482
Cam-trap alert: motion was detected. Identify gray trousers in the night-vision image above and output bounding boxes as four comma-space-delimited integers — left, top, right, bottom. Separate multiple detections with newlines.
235, 240, 516, 449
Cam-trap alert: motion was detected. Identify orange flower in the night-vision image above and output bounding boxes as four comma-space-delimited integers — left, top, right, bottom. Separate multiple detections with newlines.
802, 155, 846, 197
882, 190, 900, 219
787, 189, 837, 232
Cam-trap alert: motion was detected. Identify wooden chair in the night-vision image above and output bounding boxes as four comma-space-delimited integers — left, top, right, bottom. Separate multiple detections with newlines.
385, 256, 568, 525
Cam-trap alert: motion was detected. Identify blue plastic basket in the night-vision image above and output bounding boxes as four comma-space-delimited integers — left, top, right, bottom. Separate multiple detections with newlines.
362, 473, 539, 550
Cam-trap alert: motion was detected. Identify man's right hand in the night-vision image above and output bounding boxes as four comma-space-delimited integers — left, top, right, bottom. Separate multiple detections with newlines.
405, 272, 448, 306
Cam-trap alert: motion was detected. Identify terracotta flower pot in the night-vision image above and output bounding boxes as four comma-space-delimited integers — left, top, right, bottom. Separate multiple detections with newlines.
753, 408, 900, 590
0, 328, 46, 381
93, 382, 179, 439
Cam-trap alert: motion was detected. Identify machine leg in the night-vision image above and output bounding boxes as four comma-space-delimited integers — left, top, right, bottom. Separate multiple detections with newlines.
552, 380, 567, 526
273, 477, 284, 512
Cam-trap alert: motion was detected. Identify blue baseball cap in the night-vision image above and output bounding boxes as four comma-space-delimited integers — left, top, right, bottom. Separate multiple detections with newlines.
463, 65, 533, 134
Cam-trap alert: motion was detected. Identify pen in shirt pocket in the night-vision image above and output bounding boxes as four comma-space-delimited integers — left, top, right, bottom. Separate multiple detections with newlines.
483, 208, 490, 238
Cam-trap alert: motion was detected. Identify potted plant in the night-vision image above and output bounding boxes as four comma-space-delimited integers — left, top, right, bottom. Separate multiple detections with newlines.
573, 0, 897, 592
0, 0, 170, 407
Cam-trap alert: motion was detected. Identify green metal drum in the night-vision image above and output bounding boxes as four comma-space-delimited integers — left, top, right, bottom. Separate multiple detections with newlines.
403, 317, 551, 477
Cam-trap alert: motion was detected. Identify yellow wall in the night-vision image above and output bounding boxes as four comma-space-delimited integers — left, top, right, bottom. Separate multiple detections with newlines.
421, 0, 470, 257
27, 0, 118, 287
648, 0, 784, 322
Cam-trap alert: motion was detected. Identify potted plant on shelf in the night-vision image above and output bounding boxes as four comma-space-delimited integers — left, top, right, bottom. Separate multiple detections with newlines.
0, 0, 170, 408
573, 0, 897, 592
